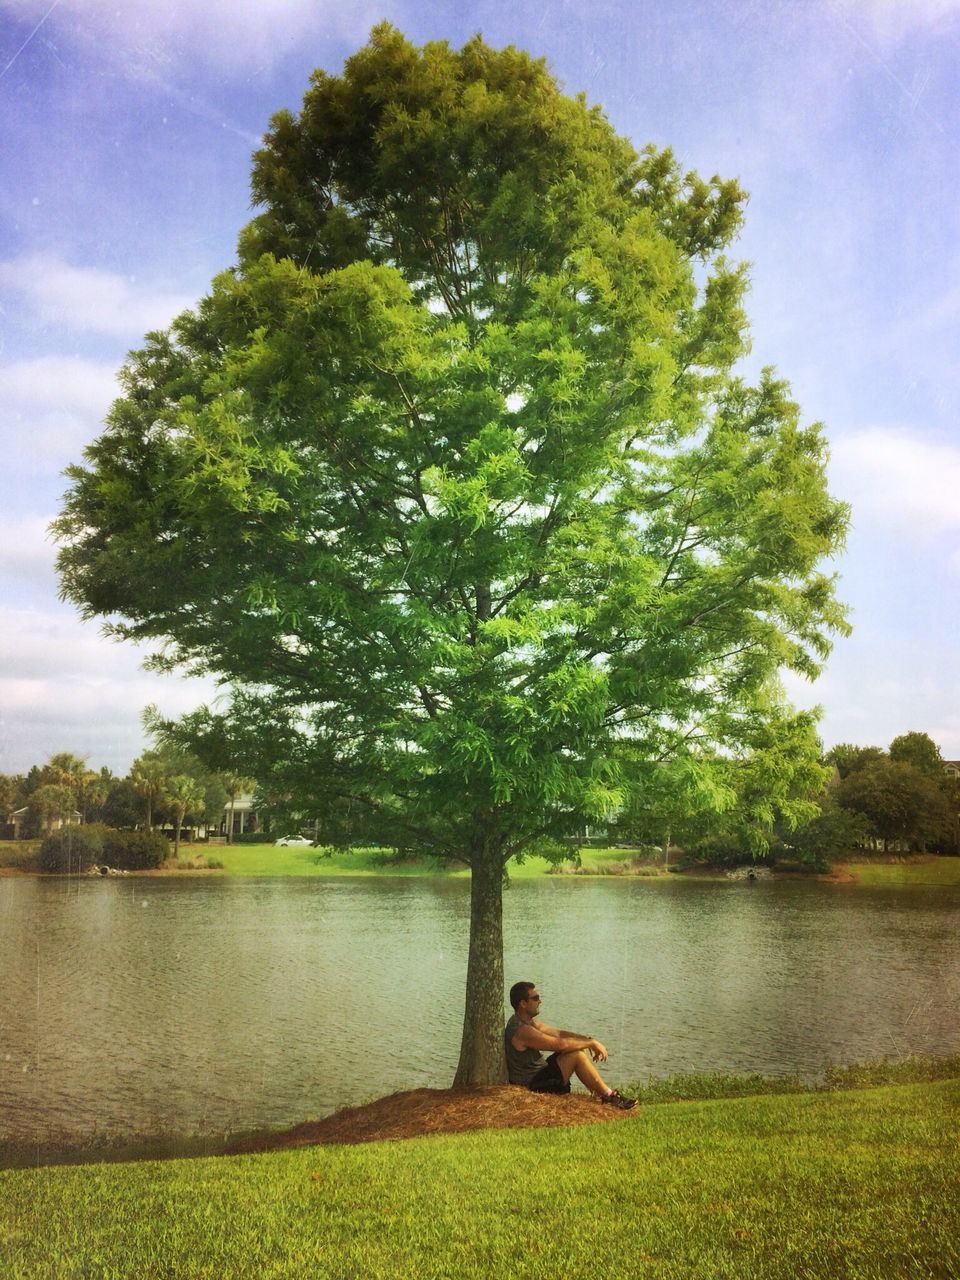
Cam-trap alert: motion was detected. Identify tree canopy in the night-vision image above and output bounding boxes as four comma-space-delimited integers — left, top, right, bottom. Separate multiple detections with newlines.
55, 27, 849, 1083
889, 731, 944, 778
837, 758, 951, 852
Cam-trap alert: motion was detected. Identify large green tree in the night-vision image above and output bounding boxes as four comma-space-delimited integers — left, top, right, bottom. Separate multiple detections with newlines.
837, 758, 951, 852
55, 28, 848, 1084
889, 731, 944, 778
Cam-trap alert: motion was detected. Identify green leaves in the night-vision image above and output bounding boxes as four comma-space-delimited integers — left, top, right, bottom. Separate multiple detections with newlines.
55, 27, 848, 872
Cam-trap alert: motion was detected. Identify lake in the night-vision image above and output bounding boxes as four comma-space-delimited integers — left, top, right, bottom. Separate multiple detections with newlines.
1, 873, 958, 1152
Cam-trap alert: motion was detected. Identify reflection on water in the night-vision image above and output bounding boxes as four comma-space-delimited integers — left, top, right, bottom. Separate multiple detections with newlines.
1, 874, 958, 1147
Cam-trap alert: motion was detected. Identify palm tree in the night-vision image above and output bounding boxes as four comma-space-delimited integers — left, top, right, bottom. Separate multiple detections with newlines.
166, 774, 206, 861
221, 773, 257, 842
47, 753, 100, 821
129, 752, 169, 830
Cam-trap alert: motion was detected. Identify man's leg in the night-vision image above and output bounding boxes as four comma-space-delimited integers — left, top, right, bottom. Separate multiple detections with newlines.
554, 1049, 612, 1098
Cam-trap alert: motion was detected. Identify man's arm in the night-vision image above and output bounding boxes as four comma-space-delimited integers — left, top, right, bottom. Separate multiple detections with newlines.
513, 1021, 608, 1062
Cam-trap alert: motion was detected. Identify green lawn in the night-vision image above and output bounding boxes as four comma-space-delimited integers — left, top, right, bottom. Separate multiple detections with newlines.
203, 843, 672, 878
6, 837, 959, 888
0, 840, 40, 870
209, 845, 960, 888
211, 843, 470, 876
840, 856, 960, 888
2, 1078, 957, 1279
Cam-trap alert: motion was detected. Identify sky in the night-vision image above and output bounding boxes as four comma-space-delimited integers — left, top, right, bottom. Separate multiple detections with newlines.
1, 0, 958, 777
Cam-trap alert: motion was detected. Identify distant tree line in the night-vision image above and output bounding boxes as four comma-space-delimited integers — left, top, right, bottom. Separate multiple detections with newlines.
0, 749, 255, 858
818, 731, 958, 857
3, 730, 954, 874
609, 730, 958, 870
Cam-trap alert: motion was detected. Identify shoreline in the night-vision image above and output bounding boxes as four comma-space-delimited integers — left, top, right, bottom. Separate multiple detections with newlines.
1, 850, 956, 886
4, 1054, 958, 1172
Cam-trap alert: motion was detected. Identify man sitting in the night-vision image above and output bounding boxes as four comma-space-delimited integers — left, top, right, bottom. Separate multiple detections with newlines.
504, 980, 637, 1109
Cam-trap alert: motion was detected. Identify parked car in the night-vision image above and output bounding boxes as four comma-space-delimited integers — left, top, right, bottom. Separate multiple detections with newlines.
274, 835, 312, 846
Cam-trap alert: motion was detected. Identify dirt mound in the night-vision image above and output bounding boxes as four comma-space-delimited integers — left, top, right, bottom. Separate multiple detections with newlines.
226, 1086, 633, 1155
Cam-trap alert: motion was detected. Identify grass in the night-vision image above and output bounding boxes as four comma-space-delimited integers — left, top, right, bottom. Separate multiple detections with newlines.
202, 843, 677, 879
839, 855, 960, 888
6, 837, 959, 888
212, 843, 471, 877
0, 840, 40, 870
2, 1074, 957, 1279
208, 845, 960, 888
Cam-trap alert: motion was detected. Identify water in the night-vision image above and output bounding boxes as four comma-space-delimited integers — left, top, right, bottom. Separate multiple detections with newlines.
1, 874, 958, 1150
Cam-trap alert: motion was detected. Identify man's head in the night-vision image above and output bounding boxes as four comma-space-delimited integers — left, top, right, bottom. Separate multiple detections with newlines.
509, 980, 541, 1011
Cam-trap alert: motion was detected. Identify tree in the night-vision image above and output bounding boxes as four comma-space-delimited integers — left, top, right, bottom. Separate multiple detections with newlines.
612, 750, 735, 856
612, 702, 828, 861
824, 743, 885, 779
131, 737, 228, 837
889, 731, 944, 779
787, 792, 871, 871
165, 774, 207, 860
0, 774, 22, 816
129, 751, 169, 829
704, 705, 830, 858
54, 28, 849, 1084
221, 772, 257, 842
28, 784, 77, 836
837, 759, 952, 852
101, 777, 142, 830
45, 753, 109, 822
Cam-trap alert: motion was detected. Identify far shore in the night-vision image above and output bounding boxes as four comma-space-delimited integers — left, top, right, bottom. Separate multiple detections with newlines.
1, 841, 958, 888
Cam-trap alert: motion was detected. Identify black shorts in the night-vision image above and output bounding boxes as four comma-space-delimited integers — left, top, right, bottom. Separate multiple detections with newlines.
527, 1053, 570, 1094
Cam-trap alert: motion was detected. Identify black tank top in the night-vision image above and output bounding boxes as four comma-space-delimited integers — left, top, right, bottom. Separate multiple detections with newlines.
504, 1013, 545, 1085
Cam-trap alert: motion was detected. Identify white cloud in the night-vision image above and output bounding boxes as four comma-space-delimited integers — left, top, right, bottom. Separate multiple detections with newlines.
0, 356, 119, 415
2, 0, 385, 75
783, 654, 960, 758
0, 255, 191, 338
827, 0, 960, 42
0, 355, 118, 469
0, 607, 221, 773
0, 514, 58, 583
830, 426, 960, 543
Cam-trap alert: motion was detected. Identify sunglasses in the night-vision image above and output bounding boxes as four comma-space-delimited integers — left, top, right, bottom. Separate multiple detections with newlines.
527, 993, 541, 1002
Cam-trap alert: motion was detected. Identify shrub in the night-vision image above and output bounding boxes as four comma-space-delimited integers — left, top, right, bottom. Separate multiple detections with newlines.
39, 824, 107, 873
102, 829, 169, 870
686, 833, 771, 869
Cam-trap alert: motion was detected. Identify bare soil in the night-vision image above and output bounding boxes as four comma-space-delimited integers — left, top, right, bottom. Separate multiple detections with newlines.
225, 1086, 634, 1154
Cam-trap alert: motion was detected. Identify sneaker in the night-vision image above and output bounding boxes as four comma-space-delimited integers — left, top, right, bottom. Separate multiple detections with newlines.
601, 1090, 637, 1110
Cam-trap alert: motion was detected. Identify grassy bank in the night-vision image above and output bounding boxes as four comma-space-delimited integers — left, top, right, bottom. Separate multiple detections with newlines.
2, 1076, 957, 1279
834, 856, 960, 888
0, 840, 40, 871
5, 839, 959, 888
202, 844, 960, 887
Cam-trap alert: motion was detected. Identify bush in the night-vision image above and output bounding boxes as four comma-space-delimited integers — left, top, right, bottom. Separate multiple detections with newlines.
102, 829, 169, 870
39, 824, 107, 873
685, 833, 772, 870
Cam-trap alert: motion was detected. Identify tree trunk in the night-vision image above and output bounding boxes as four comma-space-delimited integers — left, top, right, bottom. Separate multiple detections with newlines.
453, 849, 507, 1086
228, 796, 235, 843
174, 808, 183, 860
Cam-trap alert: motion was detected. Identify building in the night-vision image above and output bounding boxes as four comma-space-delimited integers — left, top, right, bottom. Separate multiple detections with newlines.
220, 792, 259, 840
3, 805, 82, 840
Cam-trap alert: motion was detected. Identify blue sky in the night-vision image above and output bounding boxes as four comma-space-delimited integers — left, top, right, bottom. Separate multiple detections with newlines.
1, 0, 958, 775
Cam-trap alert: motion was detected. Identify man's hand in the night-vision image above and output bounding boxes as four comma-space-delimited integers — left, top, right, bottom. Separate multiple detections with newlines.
589, 1040, 608, 1063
